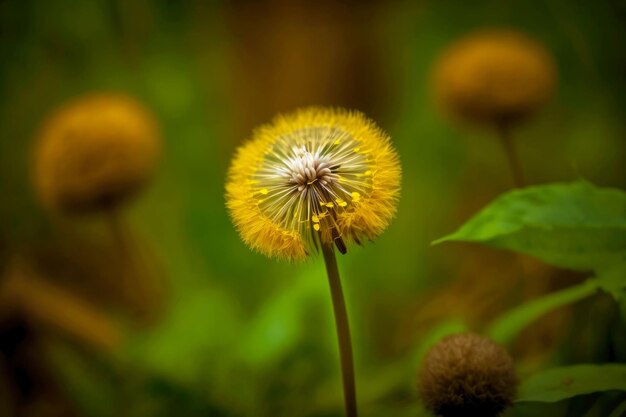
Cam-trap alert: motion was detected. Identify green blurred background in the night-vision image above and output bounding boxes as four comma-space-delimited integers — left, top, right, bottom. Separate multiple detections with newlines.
0, 1, 625, 416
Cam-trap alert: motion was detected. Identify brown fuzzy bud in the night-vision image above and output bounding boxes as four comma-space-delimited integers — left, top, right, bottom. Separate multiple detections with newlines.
418, 333, 518, 417
32, 93, 161, 214
432, 29, 556, 127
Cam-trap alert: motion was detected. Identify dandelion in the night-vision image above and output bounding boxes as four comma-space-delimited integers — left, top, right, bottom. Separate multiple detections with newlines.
432, 29, 557, 187
226, 107, 401, 417
33, 93, 161, 214
32, 93, 163, 322
226, 107, 400, 260
418, 333, 518, 417
433, 29, 555, 128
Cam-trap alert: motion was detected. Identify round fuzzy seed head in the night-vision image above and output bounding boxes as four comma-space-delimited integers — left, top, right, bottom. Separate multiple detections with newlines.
418, 333, 518, 417
433, 29, 556, 127
225, 107, 401, 261
33, 93, 161, 214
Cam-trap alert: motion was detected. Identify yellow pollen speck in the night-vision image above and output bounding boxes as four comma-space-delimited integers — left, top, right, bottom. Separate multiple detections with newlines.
325, 202, 334, 208
312, 215, 320, 223
259, 188, 268, 195
337, 199, 348, 207
351, 192, 361, 201
313, 224, 320, 231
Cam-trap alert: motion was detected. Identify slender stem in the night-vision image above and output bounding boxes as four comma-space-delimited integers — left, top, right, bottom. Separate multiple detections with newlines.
104, 207, 158, 323
106, 207, 131, 263
321, 243, 357, 417
496, 122, 525, 188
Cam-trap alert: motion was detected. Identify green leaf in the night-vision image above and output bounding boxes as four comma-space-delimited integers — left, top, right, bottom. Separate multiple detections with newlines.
126, 286, 242, 384
517, 364, 626, 403
433, 181, 626, 271
594, 261, 626, 300
487, 264, 626, 345
237, 264, 332, 369
486, 279, 598, 345
608, 400, 626, 417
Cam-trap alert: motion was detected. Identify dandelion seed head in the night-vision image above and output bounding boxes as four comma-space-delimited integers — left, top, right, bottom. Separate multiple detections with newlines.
226, 107, 401, 261
418, 333, 518, 417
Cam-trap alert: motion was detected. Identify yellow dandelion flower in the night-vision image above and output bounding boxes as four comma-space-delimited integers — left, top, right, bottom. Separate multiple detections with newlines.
33, 93, 162, 213
433, 29, 556, 127
225, 107, 401, 261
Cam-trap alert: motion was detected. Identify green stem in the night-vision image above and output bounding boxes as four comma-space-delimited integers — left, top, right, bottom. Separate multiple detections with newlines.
322, 243, 357, 417
496, 122, 525, 188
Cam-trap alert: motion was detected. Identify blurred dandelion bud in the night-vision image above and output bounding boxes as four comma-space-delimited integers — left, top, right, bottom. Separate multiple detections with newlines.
433, 29, 556, 127
418, 333, 518, 417
226, 107, 401, 261
32, 94, 164, 325
33, 93, 161, 214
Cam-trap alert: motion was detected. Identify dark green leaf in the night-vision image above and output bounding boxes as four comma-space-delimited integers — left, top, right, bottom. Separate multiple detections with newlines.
517, 364, 626, 403
433, 182, 626, 271
487, 265, 626, 345
608, 400, 626, 417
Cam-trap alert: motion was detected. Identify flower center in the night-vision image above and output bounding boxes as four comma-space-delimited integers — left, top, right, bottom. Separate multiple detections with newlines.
284, 146, 338, 192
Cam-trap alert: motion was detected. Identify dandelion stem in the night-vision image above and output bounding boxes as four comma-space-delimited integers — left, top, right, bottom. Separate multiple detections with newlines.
105, 207, 132, 263
104, 207, 157, 323
496, 122, 525, 188
322, 243, 357, 417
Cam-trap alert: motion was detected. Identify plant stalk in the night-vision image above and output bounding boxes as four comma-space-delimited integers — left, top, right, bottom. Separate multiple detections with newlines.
104, 207, 159, 323
496, 122, 525, 188
322, 243, 357, 417
106, 207, 131, 262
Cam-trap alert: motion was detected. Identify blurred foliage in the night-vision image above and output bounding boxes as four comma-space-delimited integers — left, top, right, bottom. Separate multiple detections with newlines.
0, 0, 625, 417
434, 180, 626, 414
517, 364, 626, 403
487, 279, 599, 346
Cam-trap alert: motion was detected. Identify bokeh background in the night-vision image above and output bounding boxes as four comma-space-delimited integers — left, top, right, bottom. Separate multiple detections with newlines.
1, 1, 625, 416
